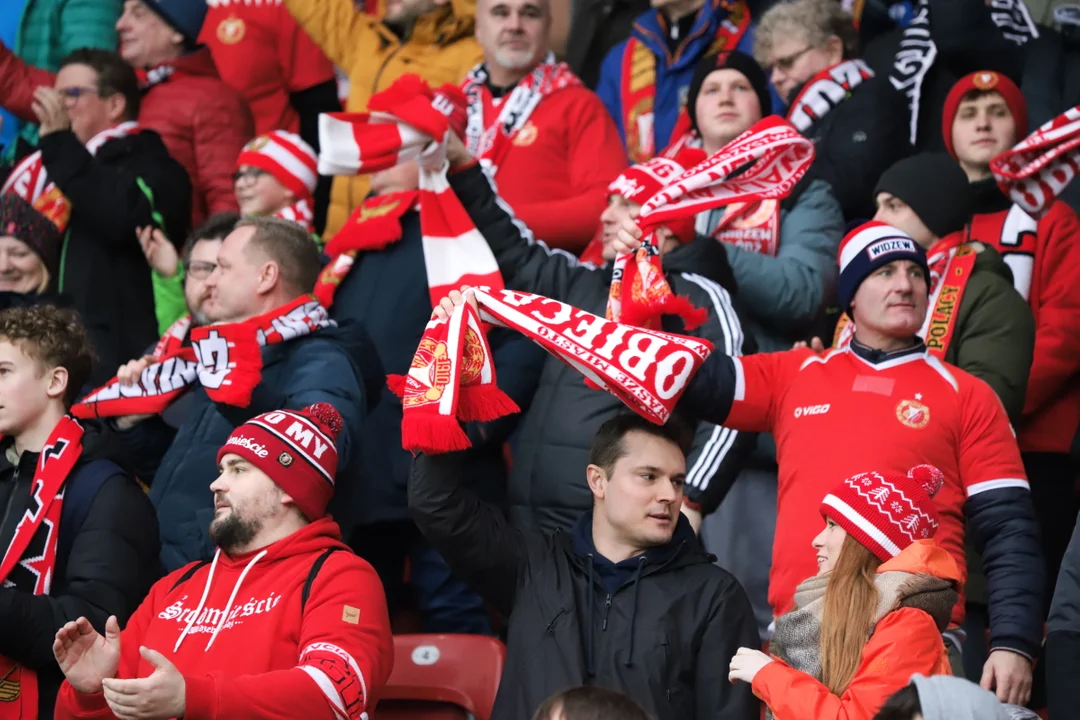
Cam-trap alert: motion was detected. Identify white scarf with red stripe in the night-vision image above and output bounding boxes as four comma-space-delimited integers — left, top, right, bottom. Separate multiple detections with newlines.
319, 76, 502, 305
275, 198, 315, 233
990, 105, 1080, 220
1, 121, 140, 233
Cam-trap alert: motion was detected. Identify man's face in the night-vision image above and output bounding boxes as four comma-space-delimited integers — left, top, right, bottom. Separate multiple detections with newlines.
209, 454, 285, 555
475, 0, 550, 75
850, 260, 929, 339
234, 167, 292, 217
384, 0, 440, 25
0, 340, 60, 437
184, 238, 222, 325
951, 92, 1017, 174
0, 237, 47, 294
695, 69, 762, 153
202, 226, 268, 324
599, 195, 641, 261
763, 32, 840, 104
116, 0, 182, 67
590, 431, 686, 549
872, 193, 936, 250
55, 64, 117, 145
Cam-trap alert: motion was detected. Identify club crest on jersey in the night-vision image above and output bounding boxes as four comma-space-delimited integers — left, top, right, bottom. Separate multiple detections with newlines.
867, 237, 916, 261
896, 399, 931, 429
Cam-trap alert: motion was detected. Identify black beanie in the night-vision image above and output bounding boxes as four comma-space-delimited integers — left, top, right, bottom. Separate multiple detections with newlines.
874, 153, 974, 239
687, 51, 772, 134
0, 194, 61, 281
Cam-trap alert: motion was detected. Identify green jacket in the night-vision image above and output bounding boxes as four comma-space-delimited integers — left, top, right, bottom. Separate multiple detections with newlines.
945, 241, 1035, 424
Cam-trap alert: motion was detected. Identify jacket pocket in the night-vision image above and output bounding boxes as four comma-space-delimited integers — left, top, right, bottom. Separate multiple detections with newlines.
645, 632, 694, 719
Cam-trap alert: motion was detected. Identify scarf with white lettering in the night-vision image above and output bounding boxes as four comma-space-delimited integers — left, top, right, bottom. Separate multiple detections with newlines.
317, 75, 504, 307
0, 416, 85, 719
390, 287, 713, 453
786, 59, 873, 134
72, 296, 333, 418
889, 0, 1037, 145
461, 52, 581, 175
608, 117, 815, 329
990, 106, 1080, 219
0, 121, 140, 233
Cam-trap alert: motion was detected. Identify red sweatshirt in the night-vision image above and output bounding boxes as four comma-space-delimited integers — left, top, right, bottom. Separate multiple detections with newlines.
494, 86, 627, 253
55, 518, 392, 720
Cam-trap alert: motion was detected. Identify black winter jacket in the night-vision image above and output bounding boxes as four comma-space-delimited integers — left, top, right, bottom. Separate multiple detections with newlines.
1047, 509, 1080, 717
38, 129, 191, 385
329, 209, 547, 527
449, 164, 755, 525
0, 423, 160, 719
409, 452, 760, 720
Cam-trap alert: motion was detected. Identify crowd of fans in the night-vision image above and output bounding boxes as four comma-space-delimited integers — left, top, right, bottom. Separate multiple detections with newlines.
0, 0, 1078, 718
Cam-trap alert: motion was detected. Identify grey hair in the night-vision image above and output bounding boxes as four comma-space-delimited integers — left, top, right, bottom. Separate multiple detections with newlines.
753, 0, 859, 67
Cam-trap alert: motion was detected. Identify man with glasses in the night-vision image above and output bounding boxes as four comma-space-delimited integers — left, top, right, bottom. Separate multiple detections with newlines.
0, 48, 192, 386
753, 0, 910, 223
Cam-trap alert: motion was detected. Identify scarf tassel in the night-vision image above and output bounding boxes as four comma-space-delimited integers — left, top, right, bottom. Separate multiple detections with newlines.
457, 384, 520, 422
619, 293, 709, 333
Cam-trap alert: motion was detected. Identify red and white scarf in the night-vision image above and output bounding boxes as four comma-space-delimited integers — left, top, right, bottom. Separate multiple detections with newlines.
275, 198, 315, 233
72, 296, 332, 418
461, 52, 581, 175
318, 75, 503, 306
391, 287, 714, 453
1, 121, 140, 233
990, 105, 1080, 220
786, 59, 873, 134
0, 416, 85, 718
609, 117, 815, 329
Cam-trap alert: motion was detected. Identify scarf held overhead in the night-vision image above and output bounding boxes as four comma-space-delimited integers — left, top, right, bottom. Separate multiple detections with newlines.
72, 296, 333, 418
608, 116, 815, 330
990, 105, 1080, 219
390, 287, 714, 453
317, 75, 504, 307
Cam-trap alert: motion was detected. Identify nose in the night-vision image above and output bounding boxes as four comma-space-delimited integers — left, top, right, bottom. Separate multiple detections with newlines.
210, 474, 227, 493
770, 66, 785, 89
655, 478, 678, 503
506, 11, 524, 30
600, 204, 616, 225
872, 208, 886, 223
811, 527, 826, 550
0, 254, 13, 272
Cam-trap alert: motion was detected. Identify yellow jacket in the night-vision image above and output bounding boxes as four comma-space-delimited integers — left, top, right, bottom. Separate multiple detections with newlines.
284, 0, 483, 235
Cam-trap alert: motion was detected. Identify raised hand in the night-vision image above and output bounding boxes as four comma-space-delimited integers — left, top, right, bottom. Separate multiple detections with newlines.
32, 87, 70, 136
102, 646, 186, 720
53, 616, 122, 694
137, 227, 180, 278
431, 287, 478, 322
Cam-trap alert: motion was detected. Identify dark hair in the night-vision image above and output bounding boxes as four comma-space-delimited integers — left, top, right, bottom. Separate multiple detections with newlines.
960, 88, 1006, 105
182, 211, 241, 266
531, 686, 652, 720
588, 413, 693, 477
0, 306, 96, 408
873, 683, 922, 720
59, 48, 141, 121
235, 216, 322, 294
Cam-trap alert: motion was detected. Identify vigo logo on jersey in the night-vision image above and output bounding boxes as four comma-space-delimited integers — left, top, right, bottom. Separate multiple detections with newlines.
896, 398, 931, 429
793, 403, 830, 418
158, 591, 282, 634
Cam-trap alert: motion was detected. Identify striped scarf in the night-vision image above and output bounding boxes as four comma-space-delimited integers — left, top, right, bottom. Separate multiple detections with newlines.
990, 105, 1080, 220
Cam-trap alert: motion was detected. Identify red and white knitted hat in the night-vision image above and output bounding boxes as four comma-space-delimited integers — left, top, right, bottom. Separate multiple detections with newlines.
821, 465, 945, 562
217, 402, 343, 521
236, 130, 318, 200
607, 148, 702, 242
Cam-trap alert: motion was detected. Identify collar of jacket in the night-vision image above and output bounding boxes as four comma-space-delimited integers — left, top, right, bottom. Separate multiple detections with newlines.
969, 176, 1012, 215
849, 336, 927, 365
631, 0, 731, 71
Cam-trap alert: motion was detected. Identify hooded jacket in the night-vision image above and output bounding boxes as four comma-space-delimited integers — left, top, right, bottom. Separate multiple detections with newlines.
409, 451, 761, 720
111, 318, 383, 572
0, 422, 159, 720
449, 163, 755, 522
751, 540, 962, 720
0, 46, 253, 226
282, 0, 483, 236
54, 517, 393, 720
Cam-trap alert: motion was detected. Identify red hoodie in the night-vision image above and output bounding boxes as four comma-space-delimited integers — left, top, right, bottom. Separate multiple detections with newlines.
55, 518, 392, 720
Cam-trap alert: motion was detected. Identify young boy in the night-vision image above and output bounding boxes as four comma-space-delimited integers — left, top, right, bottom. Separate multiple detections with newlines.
234, 130, 319, 233
0, 306, 160, 718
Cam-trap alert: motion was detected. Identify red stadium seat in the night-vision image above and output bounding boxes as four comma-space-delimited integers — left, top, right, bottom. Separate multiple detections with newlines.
373, 634, 506, 720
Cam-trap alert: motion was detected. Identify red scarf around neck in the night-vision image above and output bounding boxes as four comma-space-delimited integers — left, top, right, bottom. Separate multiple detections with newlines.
990, 105, 1080, 220
461, 52, 581, 175
72, 296, 332, 418
0, 416, 85, 719
274, 198, 316, 233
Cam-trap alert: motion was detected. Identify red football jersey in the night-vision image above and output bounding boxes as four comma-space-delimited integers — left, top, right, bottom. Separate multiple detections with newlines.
725, 346, 1028, 625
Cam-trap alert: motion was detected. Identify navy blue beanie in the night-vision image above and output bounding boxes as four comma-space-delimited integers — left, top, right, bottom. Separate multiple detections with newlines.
837, 221, 930, 314
143, 0, 207, 47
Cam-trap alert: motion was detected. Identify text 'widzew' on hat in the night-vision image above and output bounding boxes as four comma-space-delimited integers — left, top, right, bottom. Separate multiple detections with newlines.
836, 220, 931, 314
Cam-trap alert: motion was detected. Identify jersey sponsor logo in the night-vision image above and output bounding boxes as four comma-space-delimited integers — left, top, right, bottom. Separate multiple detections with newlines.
896, 398, 931, 429
867, 237, 916, 261
793, 403, 831, 418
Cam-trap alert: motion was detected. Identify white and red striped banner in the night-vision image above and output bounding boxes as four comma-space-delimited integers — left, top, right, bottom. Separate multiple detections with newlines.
991, 106, 1080, 220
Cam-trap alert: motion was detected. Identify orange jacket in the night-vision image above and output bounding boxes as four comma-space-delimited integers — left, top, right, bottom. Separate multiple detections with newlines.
752, 540, 961, 720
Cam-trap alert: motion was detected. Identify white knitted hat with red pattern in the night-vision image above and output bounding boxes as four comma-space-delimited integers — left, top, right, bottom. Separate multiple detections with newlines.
236, 130, 318, 199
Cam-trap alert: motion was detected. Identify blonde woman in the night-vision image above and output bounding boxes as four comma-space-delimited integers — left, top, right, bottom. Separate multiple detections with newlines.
0, 193, 59, 300
729, 465, 962, 719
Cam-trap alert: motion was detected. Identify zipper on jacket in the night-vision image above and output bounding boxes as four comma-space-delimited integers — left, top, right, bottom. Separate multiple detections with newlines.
545, 608, 566, 635
601, 594, 612, 631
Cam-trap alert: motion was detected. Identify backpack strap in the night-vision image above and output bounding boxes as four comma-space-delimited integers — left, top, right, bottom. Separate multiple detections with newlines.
302, 548, 341, 613
58, 459, 125, 564
170, 559, 212, 592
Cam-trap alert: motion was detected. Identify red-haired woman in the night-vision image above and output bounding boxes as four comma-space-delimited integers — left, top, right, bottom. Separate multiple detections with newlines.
728, 465, 963, 720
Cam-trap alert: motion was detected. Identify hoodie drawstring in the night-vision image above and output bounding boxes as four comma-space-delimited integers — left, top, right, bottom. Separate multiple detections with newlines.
585, 554, 596, 678
174, 549, 220, 654
624, 556, 647, 667
205, 550, 267, 651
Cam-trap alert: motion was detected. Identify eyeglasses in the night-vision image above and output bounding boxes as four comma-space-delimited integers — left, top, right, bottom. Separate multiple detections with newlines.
766, 45, 814, 74
184, 261, 217, 280
232, 168, 267, 184
58, 87, 101, 102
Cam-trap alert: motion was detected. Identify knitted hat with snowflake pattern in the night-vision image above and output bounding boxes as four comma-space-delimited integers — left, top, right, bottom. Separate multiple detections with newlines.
821, 465, 945, 562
